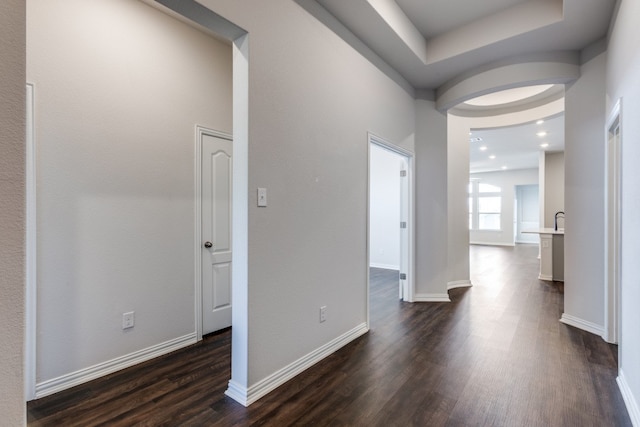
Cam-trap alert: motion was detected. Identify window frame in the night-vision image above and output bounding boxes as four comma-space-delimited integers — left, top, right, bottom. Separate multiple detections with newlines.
468, 181, 502, 231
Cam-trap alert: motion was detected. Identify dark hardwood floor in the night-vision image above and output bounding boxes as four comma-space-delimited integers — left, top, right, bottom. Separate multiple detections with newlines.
28, 244, 632, 426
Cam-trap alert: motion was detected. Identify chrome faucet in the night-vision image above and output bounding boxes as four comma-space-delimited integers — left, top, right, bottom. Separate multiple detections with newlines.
554, 211, 565, 231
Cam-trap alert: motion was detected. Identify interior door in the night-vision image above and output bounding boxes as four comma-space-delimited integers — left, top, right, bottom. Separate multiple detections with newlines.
202, 133, 232, 335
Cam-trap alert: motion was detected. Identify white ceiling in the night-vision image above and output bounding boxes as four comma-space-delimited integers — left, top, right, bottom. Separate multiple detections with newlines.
395, 0, 529, 39
308, 0, 614, 173
470, 113, 564, 174
315, 0, 616, 89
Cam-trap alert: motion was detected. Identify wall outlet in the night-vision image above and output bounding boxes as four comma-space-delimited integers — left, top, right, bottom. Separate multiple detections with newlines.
122, 311, 135, 329
319, 306, 327, 323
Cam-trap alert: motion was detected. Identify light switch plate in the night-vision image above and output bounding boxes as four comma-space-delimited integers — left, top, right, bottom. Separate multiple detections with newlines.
257, 188, 267, 207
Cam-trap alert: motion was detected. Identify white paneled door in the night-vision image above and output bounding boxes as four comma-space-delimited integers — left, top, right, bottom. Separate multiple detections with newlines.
201, 133, 232, 335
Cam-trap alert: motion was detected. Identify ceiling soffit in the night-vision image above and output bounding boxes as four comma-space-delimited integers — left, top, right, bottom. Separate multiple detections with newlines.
435, 52, 580, 111
395, 0, 529, 39
311, 0, 615, 100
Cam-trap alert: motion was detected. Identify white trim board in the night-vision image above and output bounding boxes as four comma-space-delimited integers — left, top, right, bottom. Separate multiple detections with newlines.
448, 280, 472, 290
559, 313, 605, 337
618, 369, 640, 427
604, 97, 622, 345
35, 333, 197, 399
225, 323, 368, 406
469, 241, 515, 247
25, 83, 37, 401
413, 293, 451, 303
369, 263, 400, 270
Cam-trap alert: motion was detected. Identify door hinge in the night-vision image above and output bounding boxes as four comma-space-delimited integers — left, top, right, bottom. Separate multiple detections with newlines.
400, 221, 407, 229
400, 170, 407, 177
400, 273, 407, 280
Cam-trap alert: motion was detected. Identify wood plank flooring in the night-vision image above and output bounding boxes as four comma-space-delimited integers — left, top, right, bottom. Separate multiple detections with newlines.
28, 244, 632, 426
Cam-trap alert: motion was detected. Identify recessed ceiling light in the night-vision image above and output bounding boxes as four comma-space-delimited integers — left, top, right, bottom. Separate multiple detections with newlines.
470, 137, 483, 143
536, 120, 544, 125
501, 166, 507, 170
489, 155, 496, 159
540, 143, 549, 148
537, 131, 547, 137
479, 146, 488, 151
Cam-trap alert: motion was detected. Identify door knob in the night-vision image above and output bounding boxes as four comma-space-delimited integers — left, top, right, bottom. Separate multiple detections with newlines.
204, 241, 213, 248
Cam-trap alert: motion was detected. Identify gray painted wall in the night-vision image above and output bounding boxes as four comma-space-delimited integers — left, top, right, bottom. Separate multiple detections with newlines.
198, 0, 416, 386
447, 114, 471, 284
28, 0, 232, 386
564, 52, 606, 330
415, 99, 449, 297
0, 0, 25, 423
607, 0, 640, 420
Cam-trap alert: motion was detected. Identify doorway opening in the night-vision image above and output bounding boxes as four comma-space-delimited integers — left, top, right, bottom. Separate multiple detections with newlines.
367, 134, 414, 326
154, 0, 250, 405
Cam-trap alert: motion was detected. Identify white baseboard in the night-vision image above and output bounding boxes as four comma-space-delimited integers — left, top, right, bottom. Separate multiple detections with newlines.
538, 274, 553, 281
515, 239, 539, 245
618, 369, 640, 427
559, 313, 605, 336
369, 263, 399, 271
35, 333, 197, 399
225, 322, 369, 407
413, 293, 451, 302
470, 241, 515, 247
448, 280, 472, 290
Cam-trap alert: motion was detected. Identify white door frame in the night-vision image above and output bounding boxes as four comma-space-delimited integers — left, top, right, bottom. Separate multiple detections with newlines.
367, 133, 415, 326
25, 83, 37, 400
604, 98, 622, 344
195, 126, 233, 341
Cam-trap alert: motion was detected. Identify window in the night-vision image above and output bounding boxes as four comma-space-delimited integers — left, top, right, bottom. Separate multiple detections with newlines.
469, 181, 502, 230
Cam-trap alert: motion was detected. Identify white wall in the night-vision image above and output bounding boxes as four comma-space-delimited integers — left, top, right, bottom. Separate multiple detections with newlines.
415, 99, 449, 298
607, 0, 640, 422
27, 0, 232, 387
470, 168, 539, 246
447, 114, 471, 285
515, 184, 540, 243
0, 0, 25, 422
198, 0, 416, 389
563, 52, 606, 333
543, 152, 565, 228
369, 145, 402, 270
